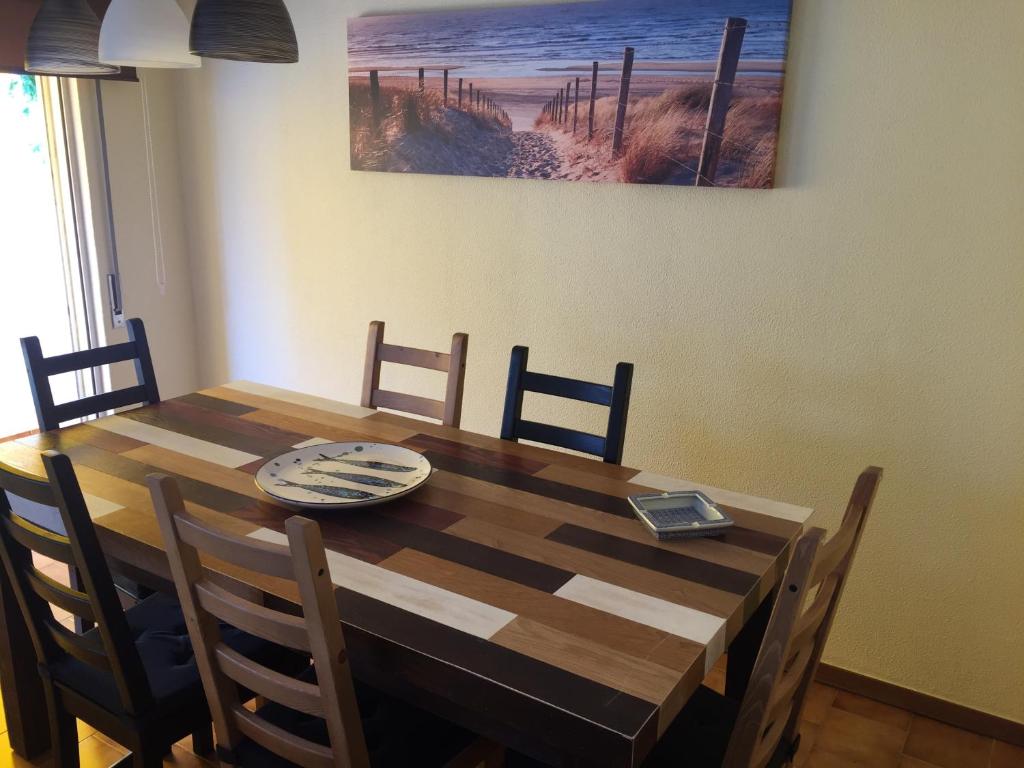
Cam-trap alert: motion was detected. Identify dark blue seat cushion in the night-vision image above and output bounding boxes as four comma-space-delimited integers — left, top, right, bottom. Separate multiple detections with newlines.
49, 592, 302, 719
234, 667, 477, 767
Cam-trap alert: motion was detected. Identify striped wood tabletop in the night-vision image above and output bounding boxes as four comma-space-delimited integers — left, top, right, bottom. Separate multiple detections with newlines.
0, 381, 812, 767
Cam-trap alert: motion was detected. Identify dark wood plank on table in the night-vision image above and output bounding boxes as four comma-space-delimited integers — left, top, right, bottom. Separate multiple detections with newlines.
0, 382, 810, 767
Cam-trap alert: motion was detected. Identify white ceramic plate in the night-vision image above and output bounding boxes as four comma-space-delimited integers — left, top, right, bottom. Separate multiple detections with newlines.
255, 442, 431, 510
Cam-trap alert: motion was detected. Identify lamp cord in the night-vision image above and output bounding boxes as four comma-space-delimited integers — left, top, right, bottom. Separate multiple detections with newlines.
140, 73, 167, 296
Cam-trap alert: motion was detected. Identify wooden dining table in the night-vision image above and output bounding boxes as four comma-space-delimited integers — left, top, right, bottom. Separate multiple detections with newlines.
0, 381, 812, 767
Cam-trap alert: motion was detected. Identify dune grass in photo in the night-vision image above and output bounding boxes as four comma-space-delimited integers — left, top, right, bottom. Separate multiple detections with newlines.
350, 81, 512, 175
534, 83, 782, 187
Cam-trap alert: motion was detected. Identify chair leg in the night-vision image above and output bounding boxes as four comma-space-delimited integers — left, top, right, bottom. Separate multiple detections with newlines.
192, 722, 214, 755
130, 746, 166, 768
44, 686, 80, 767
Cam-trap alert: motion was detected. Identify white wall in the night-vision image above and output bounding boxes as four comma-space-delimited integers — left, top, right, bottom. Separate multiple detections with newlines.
170, 0, 1024, 723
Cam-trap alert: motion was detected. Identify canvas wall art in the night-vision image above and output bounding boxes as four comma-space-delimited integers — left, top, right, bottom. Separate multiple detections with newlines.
347, 0, 792, 188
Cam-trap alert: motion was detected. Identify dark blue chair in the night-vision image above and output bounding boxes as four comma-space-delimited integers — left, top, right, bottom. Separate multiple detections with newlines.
0, 451, 300, 767
500, 346, 634, 464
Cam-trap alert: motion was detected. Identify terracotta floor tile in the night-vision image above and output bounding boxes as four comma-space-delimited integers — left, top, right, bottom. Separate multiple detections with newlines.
990, 740, 1024, 768
76, 719, 96, 742
900, 757, 941, 768
0, 730, 50, 768
812, 706, 906, 768
833, 690, 913, 731
78, 734, 128, 767
802, 683, 838, 725
903, 716, 992, 768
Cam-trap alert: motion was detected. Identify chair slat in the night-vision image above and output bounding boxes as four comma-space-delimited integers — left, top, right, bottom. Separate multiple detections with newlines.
50, 386, 150, 426
196, 582, 310, 652
234, 705, 335, 768
21, 318, 159, 432
377, 342, 451, 372
789, 577, 838, 652
809, 520, 857, 586
764, 640, 814, 718
371, 389, 445, 421
521, 370, 613, 406
750, 704, 791, 768
0, 463, 58, 507
216, 644, 324, 718
175, 514, 296, 580
516, 420, 607, 458
39, 342, 139, 376
1, 513, 75, 564
361, 321, 469, 428
27, 569, 94, 621
47, 620, 111, 670
501, 346, 633, 464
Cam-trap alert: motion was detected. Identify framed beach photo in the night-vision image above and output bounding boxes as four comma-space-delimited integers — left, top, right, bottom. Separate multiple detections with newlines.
347, 0, 793, 188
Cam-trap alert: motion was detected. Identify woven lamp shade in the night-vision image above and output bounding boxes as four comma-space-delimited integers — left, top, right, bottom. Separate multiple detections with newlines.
26, 0, 120, 75
190, 0, 298, 63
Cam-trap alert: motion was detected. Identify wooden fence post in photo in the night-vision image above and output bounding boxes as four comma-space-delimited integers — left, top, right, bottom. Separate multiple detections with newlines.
469, 83, 474, 110
612, 46, 635, 157
458, 77, 464, 109
558, 88, 564, 123
696, 17, 747, 186
369, 70, 382, 129
565, 80, 572, 126
418, 67, 425, 92
443, 69, 449, 105
588, 61, 599, 140
573, 77, 580, 133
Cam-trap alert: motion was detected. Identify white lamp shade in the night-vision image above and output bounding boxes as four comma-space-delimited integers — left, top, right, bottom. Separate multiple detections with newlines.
99, 0, 201, 69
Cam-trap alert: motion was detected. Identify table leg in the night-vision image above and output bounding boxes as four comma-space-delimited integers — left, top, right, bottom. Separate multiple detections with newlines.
0, 566, 50, 758
726, 589, 774, 702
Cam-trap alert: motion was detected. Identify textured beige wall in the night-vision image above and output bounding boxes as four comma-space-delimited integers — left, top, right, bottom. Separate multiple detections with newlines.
171, 0, 1024, 722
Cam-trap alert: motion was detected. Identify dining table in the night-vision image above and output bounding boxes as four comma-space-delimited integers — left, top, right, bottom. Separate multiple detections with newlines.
0, 381, 812, 767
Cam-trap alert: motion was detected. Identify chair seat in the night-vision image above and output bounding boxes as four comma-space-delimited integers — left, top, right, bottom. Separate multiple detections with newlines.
508, 686, 795, 768
50, 593, 301, 720
234, 668, 478, 767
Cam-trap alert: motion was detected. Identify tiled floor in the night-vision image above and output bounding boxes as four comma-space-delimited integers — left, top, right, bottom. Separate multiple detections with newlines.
1, 560, 1021, 768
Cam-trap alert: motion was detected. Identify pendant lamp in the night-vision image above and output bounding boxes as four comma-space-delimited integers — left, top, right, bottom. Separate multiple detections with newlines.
190, 0, 299, 63
99, 0, 201, 69
25, 0, 121, 76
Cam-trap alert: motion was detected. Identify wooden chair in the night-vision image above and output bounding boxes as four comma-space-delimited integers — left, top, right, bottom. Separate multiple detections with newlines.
148, 473, 505, 768
644, 467, 884, 768
361, 320, 469, 428
500, 346, 633, 465
0, 451, 223, 767
21, 317, 160, 432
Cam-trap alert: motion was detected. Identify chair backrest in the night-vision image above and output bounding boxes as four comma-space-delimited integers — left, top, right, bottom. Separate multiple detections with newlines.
0, 452, 156, 716
722, 467, 883, 768
500, 346, 634, 465
21, 317, 160, 432
360, 320, 469, 428
148, 474, 370, 768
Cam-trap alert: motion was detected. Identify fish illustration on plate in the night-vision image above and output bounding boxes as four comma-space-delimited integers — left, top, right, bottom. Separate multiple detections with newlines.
317, 454, 417, 473
304, 469, 405, 488
274, 479, 378, 500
